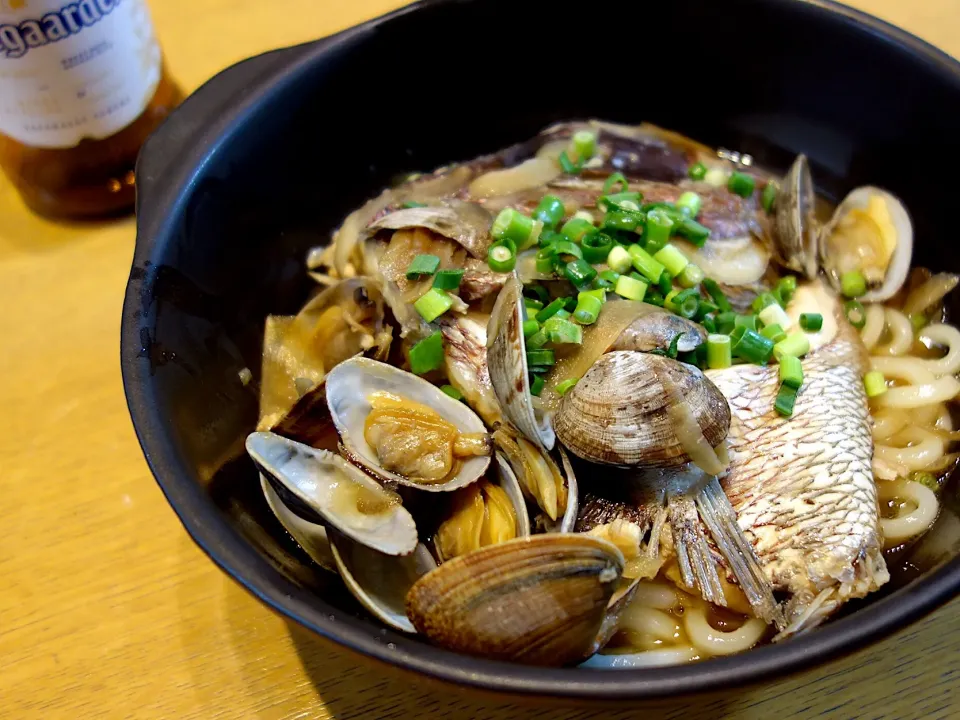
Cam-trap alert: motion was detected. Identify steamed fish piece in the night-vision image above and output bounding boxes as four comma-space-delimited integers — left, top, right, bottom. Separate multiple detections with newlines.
707, 284, 888, 635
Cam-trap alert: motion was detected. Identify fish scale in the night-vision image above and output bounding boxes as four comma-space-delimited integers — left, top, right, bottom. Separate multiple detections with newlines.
708, 317, 889, 634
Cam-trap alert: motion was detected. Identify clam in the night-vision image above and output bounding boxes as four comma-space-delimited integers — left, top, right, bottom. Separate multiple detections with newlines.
326, 357, 492, 492
487, 274, 556, 449
772, 154, 818, 280
405, 534, 624, 666
554, 351, 731, 468
329, 534, 438, 633
609, 304, 706, 354
260, 473, 336, 572
434, 452, 531, 562
362, 201, 494, 259
246, 431, 417, 555
819, 186, 912, 302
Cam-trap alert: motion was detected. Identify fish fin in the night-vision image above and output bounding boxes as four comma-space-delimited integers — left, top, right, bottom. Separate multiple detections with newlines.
667, 490, 726, 606
774, 587, 836, 640
696, 477, 786, 630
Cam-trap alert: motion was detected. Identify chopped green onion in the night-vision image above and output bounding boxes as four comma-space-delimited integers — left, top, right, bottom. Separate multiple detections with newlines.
864, 370, 887, 398
572, 130, 597, 161
582, 233, 614, 264
526, 349, 556, 367
598, 191, 643, 213
644, 209, 674, 254
629, 246, 666, 284
688, 162, 708, 181
752, 292, 781, 313
561, 217, 596, 244
564, 258, 598, 288
524, 298, 544, 312
657, 270, 672, 295
651, 333, 684, 359
554, 309, 571, 321
776, 275, 798, 305
654, 244, 690, 277
779, 355, 804, 389
573, 210, 595, 224
544, 316, 583, 345
910, 313, 928, 332
676, 191, 702, 218
530, 374, 545, 396
536, 298, 567, 323
491, 208, 537, 248
715, 311, 737, 334
910, 471, 939, 492
563, 296, 578, 311
406, 254, 441, 279
414, 288, 454, 322
733, 328, 775, 364
614, 274, 648, 302
695, 300, 719, 321
526, 330, 549, 349
728, 171, 756, 198
799, 313, 823, 331
602, 209, 640, 233
559, 151, 582, 175
774, 383, 799, 417
675, 217, 711, 248
408, 331, 444, 374
735, 314, 758, 332
702, 316, 717, 334
573, 293, 604, 325
539, 229, 563, 249
706, 334, 733, 369
581, 288, 606, 303
402, 200, 427, 209
594, 269, 620, 289
526, 285, 550, 306
667, 288, 701, 320
761, 182, 778, 214
844, 300, 867, 330
533, 195, 566, 229
432, 269, 464, 290
758, 302, 792, 331
678, 263, 704, 289
607, 245, 633, 274
551, 239, 584, 261
703, 278, 733, 313
704, 167, 728, 187
773, 331, 811, 360
841, 270, 867, 298
536, 252, 556, 275
603, 172, 629, 194
488, 243, 516, 273
522, 319, 540, 338
645, 289, 665, 307
555, 378, 579, 396
440, 384, 463, 401
760, 323, 787, 343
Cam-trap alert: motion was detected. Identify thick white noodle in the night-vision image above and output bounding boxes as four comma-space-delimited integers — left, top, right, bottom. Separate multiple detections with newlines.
903, 273, 960, 317
861, 304, 887, 350
919, 324, 960, 376
683, 604, 768, 656
936, 403, 954, 431
629, 581, 681, 610
874, 427, 945, 472
871, 408, 910, 442
873, 308, 913, 356
878, 479, 940, 547
580, 647, 699, 669
619, 606, 681, 642
876, 376, 960, 409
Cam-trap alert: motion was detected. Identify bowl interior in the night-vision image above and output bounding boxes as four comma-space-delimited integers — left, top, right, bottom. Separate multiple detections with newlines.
125, 0, 960, 699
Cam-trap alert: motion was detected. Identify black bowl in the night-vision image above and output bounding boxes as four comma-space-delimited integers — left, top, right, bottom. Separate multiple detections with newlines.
122, 0, 960, 700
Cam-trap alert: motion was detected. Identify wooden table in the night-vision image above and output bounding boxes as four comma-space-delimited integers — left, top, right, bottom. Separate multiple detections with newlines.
2, 1, 959, 718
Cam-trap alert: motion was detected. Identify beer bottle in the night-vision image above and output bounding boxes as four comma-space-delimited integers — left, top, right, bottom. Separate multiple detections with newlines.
0, 0, 181, 219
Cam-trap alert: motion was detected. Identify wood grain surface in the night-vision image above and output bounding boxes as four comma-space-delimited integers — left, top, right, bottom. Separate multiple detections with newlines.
1, 1, 959, 718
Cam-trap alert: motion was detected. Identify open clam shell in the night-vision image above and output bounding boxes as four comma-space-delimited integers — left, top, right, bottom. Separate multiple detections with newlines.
487, 274, 556, 450
405, 534, 624, 666
554, 351, 731, 468
246, 431, 418, 556
772, 154, 818, 279
260, 474, 336, 572
326, 357, 491, 492
819, 186, 912, 303
544, 447, 579, 533
330, 534, 438, 633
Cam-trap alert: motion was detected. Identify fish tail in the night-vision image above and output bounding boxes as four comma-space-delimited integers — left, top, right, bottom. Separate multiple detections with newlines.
696, 477, 786, 629
667, 490, 726, 606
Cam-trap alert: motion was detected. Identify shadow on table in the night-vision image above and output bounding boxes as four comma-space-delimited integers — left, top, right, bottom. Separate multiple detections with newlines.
286, 619, 735, 720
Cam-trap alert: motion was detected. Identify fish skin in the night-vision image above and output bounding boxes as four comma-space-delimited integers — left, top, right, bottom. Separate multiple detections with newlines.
707, 309, 888, 634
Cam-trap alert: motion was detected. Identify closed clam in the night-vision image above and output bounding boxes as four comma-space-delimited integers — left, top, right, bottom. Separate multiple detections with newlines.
772, 154, 818, 279
246, 431, 417, 556
819, 186, 912, 302
326, 357, 492, 492
554, 351, 730, 468
406, 534, 624, 666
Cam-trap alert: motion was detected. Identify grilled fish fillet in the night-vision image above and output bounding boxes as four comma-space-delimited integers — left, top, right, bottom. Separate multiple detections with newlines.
707, 284, 889, 635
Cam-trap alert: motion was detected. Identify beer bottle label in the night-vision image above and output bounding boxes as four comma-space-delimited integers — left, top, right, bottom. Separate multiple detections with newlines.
0, 0, 162, 149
